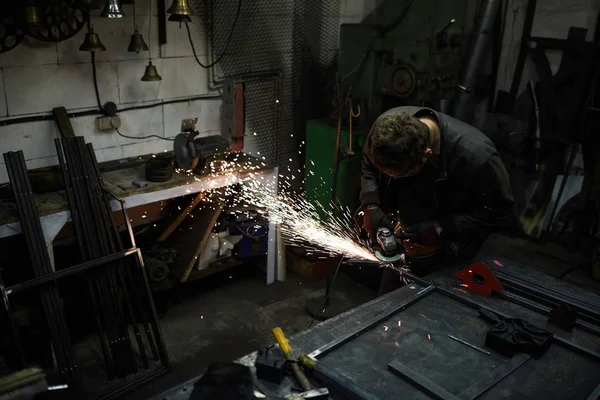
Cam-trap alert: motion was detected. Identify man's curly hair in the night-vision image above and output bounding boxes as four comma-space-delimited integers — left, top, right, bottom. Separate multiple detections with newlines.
368, 112, 430, 175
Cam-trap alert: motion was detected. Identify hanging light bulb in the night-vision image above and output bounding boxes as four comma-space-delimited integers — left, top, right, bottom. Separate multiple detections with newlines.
24, 5, 42, 32
79, 26, 107, 52
167, 0, 192, 22
141, 61, 162, 81
100, 0, 125, 18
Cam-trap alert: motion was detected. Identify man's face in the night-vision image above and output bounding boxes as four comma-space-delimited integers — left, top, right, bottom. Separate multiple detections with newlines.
381, 164, 422, 179
380, 148, 432, 179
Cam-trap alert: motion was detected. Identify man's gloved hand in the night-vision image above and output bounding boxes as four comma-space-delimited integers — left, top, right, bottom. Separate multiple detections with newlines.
363, 205, 393, 241
404, 220, 443, 247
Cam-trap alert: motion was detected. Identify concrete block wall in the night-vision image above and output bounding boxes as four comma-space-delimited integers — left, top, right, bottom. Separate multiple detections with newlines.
0, 0, 368, 184
0, 0, 220, 183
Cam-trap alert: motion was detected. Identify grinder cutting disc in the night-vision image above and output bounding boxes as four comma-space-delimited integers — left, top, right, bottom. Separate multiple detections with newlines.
174, 133, 197, 170
375, 250, 402, 263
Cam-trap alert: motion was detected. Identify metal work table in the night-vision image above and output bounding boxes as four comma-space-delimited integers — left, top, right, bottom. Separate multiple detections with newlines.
0, 156, 283, 284
154, 255, 600, 400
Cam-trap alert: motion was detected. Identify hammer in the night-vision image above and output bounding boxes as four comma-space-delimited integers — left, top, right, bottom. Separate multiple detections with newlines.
271, 328, 383, 400
272, 327, 312, 391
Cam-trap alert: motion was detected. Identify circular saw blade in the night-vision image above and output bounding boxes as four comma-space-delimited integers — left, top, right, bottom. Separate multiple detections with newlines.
375, 250, 402, 262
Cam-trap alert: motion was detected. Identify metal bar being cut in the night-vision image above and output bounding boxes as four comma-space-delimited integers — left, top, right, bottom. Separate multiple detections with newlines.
307, 285, 435, 360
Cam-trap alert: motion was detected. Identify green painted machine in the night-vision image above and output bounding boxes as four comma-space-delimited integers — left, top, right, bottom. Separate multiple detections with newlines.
339, 0, 468, 123
304, 120, 367, 220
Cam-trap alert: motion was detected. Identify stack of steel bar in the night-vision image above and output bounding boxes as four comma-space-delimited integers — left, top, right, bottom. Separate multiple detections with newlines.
0, 140, 168, 399
2, 150, 79, 395
491, 267, 600, 335
53, 137, 169, 393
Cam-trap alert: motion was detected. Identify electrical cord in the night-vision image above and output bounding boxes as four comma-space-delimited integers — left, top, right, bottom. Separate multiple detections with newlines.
115, 127, 174, 141
91, 52, 102, 111
308, 256, 344, 328
186, 0, 242, 69
0, 94, 221, 127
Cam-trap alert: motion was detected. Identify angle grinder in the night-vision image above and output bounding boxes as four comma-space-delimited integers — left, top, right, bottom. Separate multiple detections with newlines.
375, 226, 402, 262
374, 226, 419, 262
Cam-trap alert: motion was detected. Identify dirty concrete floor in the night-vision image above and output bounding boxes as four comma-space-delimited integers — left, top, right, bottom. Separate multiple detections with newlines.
125, 234, 600, 399
126, 262, 376, 399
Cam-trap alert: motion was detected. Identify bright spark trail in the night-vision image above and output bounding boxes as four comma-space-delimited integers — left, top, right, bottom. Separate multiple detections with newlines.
238, 175, 377, 261
176, 154, 378, 262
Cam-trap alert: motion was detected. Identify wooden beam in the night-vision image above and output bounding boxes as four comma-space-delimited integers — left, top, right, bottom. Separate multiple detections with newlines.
157, 192, 206, 242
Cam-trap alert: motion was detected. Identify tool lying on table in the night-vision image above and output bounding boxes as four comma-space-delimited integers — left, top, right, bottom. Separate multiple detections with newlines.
272, 327, 312, 392
255, 344, 287, 384
478, 308, 553, 358
455, 261, 503, 297
266, 327, 383, 400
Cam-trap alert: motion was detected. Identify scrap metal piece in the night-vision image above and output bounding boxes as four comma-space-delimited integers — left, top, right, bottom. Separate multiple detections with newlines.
447, 334, 491, 355
286, 388, 329, 399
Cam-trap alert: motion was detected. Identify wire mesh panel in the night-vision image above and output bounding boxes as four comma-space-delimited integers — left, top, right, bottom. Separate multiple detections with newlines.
192, 0, 341, 190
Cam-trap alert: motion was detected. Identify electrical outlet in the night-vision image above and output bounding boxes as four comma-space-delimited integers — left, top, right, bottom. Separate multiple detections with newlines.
96, 116, 121, 131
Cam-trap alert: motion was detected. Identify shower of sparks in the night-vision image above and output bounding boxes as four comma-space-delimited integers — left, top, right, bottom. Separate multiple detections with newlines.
174, 152, 378, 262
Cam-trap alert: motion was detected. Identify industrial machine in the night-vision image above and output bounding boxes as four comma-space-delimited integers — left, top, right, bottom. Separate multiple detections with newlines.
339, 0, 468, 123
174, 79, 244, 172
173, 118, 231, 171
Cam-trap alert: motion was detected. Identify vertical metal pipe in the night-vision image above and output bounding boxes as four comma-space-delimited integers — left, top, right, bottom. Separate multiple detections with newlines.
450, 0, 502, 122
55, 139, 116, 378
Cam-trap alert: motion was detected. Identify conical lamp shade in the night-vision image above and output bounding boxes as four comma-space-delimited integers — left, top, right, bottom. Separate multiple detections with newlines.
167, 0, 193, 16
79, 29, 107, 52
141, 61, 162, 81
168, 14, 192, 22
128, 30, 149, 53
101, 0, 125, 18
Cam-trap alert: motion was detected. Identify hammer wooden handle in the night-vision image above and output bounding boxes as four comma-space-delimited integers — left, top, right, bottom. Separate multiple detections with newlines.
271, 327, 311, 391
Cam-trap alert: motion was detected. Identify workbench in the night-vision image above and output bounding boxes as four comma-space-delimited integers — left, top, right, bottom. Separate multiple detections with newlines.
0, 155, 283, 284
153, 255, 600, 400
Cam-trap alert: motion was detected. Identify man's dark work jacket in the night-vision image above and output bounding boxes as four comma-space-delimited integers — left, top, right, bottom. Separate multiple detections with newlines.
360, 106, 516, 262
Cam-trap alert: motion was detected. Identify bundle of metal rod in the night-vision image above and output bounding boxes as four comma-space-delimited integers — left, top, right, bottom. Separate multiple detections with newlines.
55, 137, 136, 378
85, 142, 161, 365
3, 247, 170, 400
54, 137, 169, 398
492, 267, 600, 330
2, 151, 79, 396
